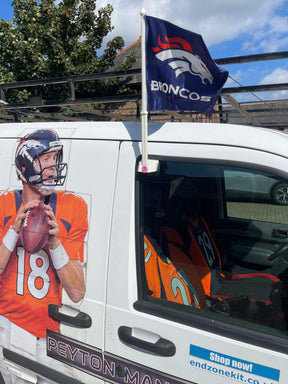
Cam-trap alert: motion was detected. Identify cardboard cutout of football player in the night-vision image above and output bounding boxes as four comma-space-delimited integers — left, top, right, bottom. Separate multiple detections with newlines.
0, 129, 88, 383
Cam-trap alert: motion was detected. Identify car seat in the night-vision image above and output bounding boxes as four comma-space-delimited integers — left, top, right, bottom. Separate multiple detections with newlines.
159, 178, 285, 327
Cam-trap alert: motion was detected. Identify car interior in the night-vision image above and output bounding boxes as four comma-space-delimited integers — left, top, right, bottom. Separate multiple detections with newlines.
139, 160, 288, 336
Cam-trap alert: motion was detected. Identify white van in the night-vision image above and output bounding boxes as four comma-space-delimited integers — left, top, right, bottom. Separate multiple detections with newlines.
1, 121, 288, 384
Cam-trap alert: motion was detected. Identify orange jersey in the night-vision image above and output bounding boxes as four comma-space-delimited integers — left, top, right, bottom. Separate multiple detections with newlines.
183, 213, 222, 296
0, 190, 88, 338
144, 234, 206, 309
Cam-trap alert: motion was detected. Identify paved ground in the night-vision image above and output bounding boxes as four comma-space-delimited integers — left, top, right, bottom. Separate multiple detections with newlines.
227, 202, 288, 224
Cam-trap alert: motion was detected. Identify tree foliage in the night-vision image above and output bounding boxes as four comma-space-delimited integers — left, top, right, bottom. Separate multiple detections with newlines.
0, 0, 134, 102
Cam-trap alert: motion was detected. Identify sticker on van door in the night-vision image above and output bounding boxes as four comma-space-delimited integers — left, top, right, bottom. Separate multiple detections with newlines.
0, 129, 89, 383
189, 344, 280, 384
47, 330, 195, 384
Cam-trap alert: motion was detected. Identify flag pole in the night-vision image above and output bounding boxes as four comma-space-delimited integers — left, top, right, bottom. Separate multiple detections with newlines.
140, 8, 148, 173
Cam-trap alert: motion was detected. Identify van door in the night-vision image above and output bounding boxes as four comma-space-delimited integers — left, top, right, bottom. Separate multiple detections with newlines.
104, 141, 288, 384
46, 138, 122, 384
1, 138, 120, 384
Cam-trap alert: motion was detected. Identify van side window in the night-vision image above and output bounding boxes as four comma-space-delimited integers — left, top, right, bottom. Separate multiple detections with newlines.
138, 161, 288, 340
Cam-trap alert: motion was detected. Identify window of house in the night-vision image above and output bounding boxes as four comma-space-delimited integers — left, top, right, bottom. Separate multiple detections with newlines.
138, 160, 288, 342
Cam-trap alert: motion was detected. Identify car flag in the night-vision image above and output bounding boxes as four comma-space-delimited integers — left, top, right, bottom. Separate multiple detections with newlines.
145, 15, 228, 113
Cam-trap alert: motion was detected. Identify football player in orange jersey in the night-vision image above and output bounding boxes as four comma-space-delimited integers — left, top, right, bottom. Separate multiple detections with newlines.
0, 129, 88, 383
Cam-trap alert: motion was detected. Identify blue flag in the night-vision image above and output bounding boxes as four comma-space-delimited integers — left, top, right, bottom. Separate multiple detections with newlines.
145, 16, 228, 113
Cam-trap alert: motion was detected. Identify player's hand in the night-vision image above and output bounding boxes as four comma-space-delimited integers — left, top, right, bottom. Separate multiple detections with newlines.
45, 204, 59, 249
12, 200, 40, 234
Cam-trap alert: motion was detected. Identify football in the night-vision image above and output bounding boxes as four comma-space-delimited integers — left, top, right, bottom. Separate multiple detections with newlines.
20, 202, 50, 254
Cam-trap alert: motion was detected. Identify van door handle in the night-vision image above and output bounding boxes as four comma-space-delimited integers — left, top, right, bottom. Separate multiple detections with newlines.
48, 304, 92, 328
118, 326, 176, 356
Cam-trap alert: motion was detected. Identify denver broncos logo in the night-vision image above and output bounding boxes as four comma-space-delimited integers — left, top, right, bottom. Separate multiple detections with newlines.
152, 36, 213, 85
16, 140, 46, 159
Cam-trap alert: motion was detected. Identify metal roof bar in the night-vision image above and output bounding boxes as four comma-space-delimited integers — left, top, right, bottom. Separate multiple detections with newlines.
216, 51, 288, 65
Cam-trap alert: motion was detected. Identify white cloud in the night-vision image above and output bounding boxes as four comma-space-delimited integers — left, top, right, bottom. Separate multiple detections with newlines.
260, 68, 288, 84
96, 0, 288, 53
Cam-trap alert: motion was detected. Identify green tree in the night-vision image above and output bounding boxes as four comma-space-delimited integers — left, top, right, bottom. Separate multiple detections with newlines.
0, 0, 133, 102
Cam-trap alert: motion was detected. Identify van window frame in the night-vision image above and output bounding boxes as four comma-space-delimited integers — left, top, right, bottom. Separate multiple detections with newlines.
134, 155, 288, 355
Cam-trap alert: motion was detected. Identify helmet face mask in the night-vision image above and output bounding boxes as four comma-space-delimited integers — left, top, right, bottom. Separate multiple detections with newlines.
15, 130, 67, 193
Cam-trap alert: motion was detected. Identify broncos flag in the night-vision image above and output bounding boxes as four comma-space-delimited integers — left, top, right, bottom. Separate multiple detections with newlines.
145, 16, 228, 113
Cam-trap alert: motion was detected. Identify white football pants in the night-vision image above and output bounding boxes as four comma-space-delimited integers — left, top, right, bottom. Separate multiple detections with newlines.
0, 315, 79, 384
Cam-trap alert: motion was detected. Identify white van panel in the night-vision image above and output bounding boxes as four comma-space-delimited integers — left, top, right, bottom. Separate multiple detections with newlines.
59, 139, 120, 344
0, 139, 18, 190
105, 140, 288, 384
1, 122, 288, 384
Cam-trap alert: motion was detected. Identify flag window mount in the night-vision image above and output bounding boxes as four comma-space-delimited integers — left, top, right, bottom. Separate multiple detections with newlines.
138, 159, 159, 174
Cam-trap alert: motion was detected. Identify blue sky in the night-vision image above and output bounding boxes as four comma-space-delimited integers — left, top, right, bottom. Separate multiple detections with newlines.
1, 2, 13, 20
1, 0, 288, 102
